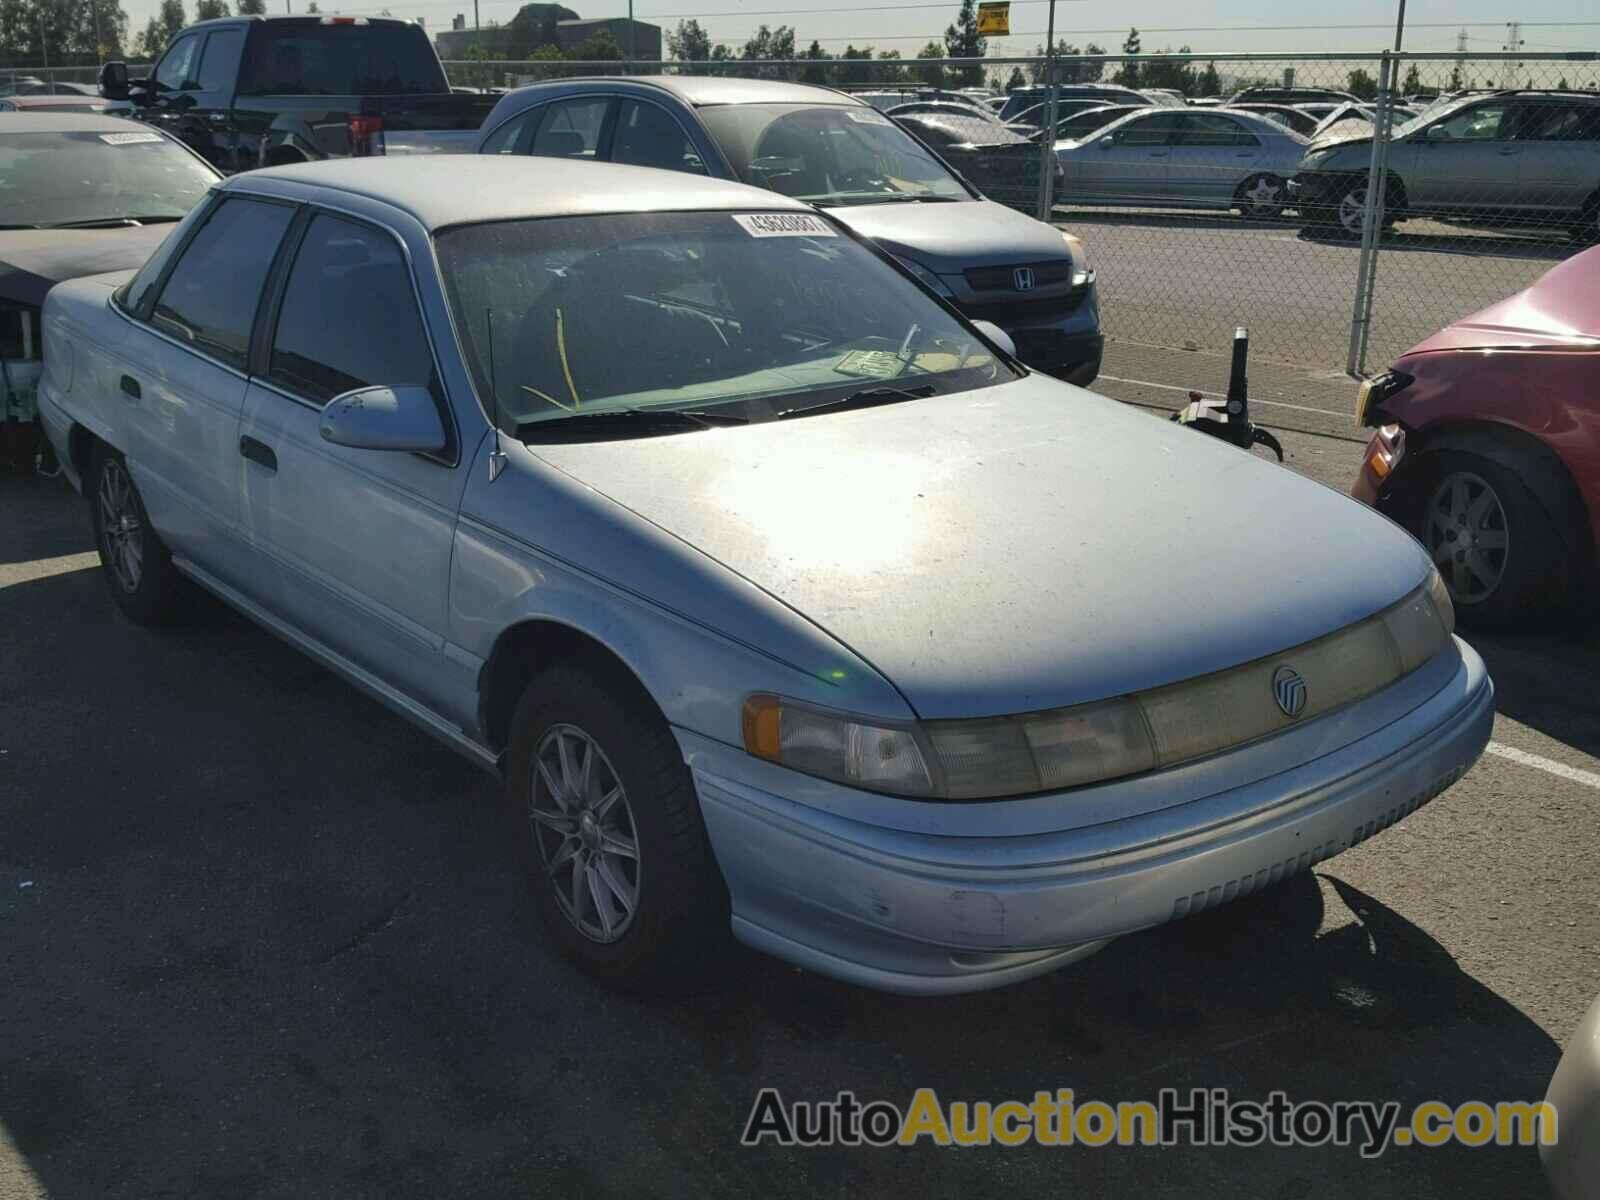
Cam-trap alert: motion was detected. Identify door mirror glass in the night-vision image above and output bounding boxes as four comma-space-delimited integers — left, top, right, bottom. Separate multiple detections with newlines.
319, 386, 446, 453
99, 61, 130, 100
1099, 134, 1115, 149
969, 319, 1016, 359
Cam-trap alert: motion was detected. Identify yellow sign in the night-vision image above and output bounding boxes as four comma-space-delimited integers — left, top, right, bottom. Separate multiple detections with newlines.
976, 1, 1010, 36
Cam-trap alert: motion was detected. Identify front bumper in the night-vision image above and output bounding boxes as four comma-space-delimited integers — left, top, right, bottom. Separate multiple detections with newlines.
680, 638, 1492, 995
957, 284, 1103, 385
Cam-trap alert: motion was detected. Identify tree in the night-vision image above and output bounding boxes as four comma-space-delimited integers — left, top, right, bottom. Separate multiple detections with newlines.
1198, 60, 1220, 97
574, 27, 621, 64
666, 17, 710, 64
2, 0, 132, 65
1401, 62, 1421, 95
1113, 27, 1140, 88
1028, 41, 1104, 85
1346, 67, 1378, 100
738, 23, 794, 78
236, 0, 265, 14
1004, 64, 1025, 92
133, 0, 184, 57
195, 0, 227, 18
942, 0, 986, 87
1141, 45, 1197, 96
798, 39, 831, 85
305, 0, 318, 10
913, 40, 946, 88
837, 44, 874, 87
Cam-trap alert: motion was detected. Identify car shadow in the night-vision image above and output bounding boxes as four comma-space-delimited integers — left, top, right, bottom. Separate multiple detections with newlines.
1469, 626, 1600, 761
0, 472, 92, 565
1053, 206, 1302, 232
1296, 226, 1578, 263
0, 494, 1564, 1199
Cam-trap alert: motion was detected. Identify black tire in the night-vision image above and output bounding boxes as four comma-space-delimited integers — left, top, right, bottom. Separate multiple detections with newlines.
1572, 192, 1600, 245
88, 445, 194, 626
1301, 175, 1399, 238
503, 658, 730, 993
1383, 449, 1576, 630
1234, 172, 1287, 220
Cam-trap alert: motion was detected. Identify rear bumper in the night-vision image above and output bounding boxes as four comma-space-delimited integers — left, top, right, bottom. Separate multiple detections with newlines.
681, 638, 1492, 995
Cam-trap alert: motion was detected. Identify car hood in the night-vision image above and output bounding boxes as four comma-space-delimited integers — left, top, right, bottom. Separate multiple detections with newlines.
1306, 131, 1372, 154
825, 199, 1068, 272
531, 377, 1429, 719
0, 225, 171, 308
1404, 247, 1600, 355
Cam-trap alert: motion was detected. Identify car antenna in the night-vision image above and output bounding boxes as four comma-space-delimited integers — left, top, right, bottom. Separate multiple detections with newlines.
486, 307, 507, 483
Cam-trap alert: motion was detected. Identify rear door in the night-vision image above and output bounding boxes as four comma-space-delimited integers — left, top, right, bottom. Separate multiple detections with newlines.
116, 194, 295, 586
1167, 112, 1262, 205
1506, 99, 1600, 216
236, 209, 465, 710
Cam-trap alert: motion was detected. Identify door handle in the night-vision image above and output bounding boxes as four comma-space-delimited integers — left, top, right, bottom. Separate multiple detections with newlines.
239, 435, 277, 472
119, 374, 140, 400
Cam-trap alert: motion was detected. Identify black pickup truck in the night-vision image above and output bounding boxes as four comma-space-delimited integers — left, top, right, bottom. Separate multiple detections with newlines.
99, 15, 496, 173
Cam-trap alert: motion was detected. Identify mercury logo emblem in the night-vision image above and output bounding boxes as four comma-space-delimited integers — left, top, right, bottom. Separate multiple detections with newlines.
1013, 267, 1036, 291
1272, 666, 1307, 718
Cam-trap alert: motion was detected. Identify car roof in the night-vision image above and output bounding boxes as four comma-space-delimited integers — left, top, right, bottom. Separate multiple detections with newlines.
229, 156, 812, 231
499, 74, 861, 110
2, 94, 108, 109
0, 111, 148, 133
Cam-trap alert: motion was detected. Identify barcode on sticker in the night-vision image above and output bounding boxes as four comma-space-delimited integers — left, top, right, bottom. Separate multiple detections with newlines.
732, 213, 836, 238
99, 131, 163, 145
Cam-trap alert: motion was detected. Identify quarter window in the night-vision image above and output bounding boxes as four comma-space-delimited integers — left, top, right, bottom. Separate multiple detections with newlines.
267, 213, 434, 405
480, 110, 534, 154
611, 100, 705, 174
149, 197, 293, 369
154, 34, 200, 91
530, 97, 610, 159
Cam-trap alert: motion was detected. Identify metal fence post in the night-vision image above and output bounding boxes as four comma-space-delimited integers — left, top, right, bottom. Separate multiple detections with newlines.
1345, 51, 1395, 376
1034, 12, 1059, 222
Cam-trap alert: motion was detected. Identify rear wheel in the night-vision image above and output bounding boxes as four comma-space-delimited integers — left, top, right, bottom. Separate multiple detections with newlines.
1385, 449, 1575, 629
88, 446, 193, 626
1234, 173, 1287, 219
1573, 191, 1600, 245
503, 659, 730, 992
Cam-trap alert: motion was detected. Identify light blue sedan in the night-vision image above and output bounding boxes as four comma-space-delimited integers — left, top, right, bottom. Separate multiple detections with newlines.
38, 157, 1492, 994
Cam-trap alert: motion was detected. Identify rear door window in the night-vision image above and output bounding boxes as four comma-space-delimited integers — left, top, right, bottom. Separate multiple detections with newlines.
530, 97, 611, 159
267, 213, 435, 405
149, 197, 294, 369
1177, 113, 1260, 147
1112, 111, 1186, 146
481, 109, 535, 154
239, 23, 448, 95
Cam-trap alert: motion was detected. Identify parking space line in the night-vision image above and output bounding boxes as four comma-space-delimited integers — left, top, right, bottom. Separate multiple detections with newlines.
1485, 742, 1600, 791
1096, 372, 1353, 421
0, 551, 98, 586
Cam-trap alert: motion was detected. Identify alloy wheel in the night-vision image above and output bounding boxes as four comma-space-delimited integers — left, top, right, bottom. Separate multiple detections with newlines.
528, 724, 641, 943
98, 458, 144, 594
1241, 175, 1283, 215
1425, 471, 1510, 605
1337, 187, 1368, 234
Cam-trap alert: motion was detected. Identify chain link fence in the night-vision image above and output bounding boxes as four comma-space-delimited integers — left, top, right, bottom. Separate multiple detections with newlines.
7, 50, 1596, 377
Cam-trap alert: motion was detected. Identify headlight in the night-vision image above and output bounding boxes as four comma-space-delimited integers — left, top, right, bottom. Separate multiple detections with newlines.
893, 256, 955, 298
1301, 149, 1335, 169
1061, 231, 1095, 287
742, 581, 1454, 802
743, 695, 936, 796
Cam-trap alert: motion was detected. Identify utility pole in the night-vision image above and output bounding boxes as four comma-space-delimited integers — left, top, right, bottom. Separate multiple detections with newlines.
39, 12, 48, 71
627, 0, 635, 69
1501, 22, 1523, 89
92, 0, 104, 62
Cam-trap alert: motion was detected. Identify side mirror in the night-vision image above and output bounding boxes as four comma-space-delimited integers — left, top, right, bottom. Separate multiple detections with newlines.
319, 385, 446, 453
970, 319, 1016, 359
1099, 134, 1116, 149
99, 61, 130, 100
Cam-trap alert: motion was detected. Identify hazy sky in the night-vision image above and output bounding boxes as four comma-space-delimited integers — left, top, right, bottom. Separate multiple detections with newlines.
116, 0, 1597, 62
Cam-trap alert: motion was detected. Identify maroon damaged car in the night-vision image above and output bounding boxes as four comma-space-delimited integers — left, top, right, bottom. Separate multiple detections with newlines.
1352, 247, 1599, 629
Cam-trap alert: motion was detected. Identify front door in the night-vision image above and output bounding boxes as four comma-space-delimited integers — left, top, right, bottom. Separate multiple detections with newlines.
1406, 100, 1521, 215
1071, 110, 1183, 205
236, 210, 466, 711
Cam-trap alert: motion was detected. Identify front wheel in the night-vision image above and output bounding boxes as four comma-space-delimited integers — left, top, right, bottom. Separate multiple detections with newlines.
1385, 449, 1576, 630
503, 659, 730, 992
1234, 173, 1287, 219
88, 445, 194, 625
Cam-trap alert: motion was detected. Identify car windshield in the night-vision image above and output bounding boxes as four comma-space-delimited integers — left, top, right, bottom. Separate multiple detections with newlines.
696, 103, 970, 206
1391, 95, 1477, 139
435, 210, 1016, 437
0, 130, 217, 228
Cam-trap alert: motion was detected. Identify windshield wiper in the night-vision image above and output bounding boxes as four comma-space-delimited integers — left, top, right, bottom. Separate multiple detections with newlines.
51, 215, 184, 229
517, 407, 749, 440
777, 383, 935, 421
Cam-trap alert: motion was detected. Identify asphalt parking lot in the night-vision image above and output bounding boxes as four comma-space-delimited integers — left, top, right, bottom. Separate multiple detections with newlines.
4, 414, 1598, 1198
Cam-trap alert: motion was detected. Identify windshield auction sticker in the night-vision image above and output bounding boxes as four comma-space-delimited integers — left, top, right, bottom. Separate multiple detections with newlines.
98, 131, 164, 145
733, 213, 836, 238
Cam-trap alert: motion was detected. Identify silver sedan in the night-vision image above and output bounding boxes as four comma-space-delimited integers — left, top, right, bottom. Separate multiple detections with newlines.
1056, 107, 1309, 217
40, 157, 1490, 995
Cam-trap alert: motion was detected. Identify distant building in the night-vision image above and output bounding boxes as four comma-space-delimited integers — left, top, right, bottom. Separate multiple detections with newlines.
433, 3, 661, 60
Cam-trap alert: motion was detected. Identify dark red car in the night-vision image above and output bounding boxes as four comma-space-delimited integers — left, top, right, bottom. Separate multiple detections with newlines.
1352, 247, 1598, 629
